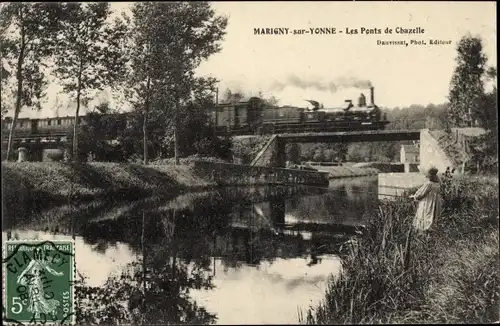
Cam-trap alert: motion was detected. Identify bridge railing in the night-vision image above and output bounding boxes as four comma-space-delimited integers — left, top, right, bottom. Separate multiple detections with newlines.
192, 161, 330, 187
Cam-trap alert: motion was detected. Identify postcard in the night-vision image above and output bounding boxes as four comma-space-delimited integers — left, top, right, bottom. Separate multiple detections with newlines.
1, 1, 497, 325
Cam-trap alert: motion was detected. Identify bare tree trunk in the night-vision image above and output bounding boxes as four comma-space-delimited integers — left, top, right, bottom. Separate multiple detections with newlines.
73, 59, 83, 162
5, 10, 26, 161
141, 211, 146, 324
143, 77, 151, 165
171, 209, 177, 277
174, 100, 179, 165
143, 112, 148, 164
142, 211, 146, 290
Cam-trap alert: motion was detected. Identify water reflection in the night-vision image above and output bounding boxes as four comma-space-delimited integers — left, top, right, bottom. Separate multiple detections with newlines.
3, 179, 378, 324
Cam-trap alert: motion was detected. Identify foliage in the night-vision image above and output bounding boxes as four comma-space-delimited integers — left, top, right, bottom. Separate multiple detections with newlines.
53, 3, 128, 96
345, 103, 448, 163
448, 35, 487, 127
76, 259, 216, 325
286, 143, 301, 164
51, 2, 128, 160
467, 131, 498, 174
62, 103, 130, 162
301, 175, 499, 324
46, 150, 64, 162
301, 143, 348, 163
222, 88, 244, 103
1, 2, 63, 159
474, 66, 498, 131
119, 84, 232, 162
231, 135, 272, 164
1, 162, 214, 203
125, 1, 228, 164
161, 78, 233, 160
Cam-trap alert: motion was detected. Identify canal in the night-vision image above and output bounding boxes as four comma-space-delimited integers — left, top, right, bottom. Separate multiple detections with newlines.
2, 176, 379, 325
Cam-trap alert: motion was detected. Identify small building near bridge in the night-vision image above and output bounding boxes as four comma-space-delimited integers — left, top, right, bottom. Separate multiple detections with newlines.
400, 144, 419, 172
400, 144, 419, 164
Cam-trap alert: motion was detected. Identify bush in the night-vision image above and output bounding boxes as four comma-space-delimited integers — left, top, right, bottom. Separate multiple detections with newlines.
301, 175, 499, 324
45, 149, 64, 162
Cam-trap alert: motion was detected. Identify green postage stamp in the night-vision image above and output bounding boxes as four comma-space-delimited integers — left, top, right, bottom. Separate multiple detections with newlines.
3, 240, 75, 325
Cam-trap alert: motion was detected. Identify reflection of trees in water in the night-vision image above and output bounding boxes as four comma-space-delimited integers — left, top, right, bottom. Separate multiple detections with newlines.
287, 179, 378, 224
217, 228, 308, 269
76, 260, 216, 324
76, 210, 217, 325
4, 185, 324, 236
9, 185, 354, 324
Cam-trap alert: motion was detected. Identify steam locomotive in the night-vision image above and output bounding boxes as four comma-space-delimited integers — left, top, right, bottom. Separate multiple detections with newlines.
214, 86, 389, 135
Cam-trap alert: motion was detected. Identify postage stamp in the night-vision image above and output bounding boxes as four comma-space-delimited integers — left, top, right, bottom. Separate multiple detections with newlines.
3, 240, 75, 325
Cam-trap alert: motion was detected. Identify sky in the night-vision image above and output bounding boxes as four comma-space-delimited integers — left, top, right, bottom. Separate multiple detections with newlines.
6, 1, 497, 119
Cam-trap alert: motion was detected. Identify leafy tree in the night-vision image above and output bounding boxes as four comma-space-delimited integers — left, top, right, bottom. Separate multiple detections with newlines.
76, 210, 216, 324
0, 3, 62, 160
162, 77, 233, 160
64, 102, 129, 162
52, 2, 128, 162
300, 143, 347, 163
313, 149, 325, 162
476, 66, 497, 131
467, 66, 498, 174
286, 143, 301, 164
222, 88, 244, 103
448, 35, 487, 127
257, 90, 280, 106
127, 2, 227, 165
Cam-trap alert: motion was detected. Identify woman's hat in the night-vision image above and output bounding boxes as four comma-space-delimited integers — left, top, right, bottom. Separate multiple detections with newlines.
426, 166, 438, 177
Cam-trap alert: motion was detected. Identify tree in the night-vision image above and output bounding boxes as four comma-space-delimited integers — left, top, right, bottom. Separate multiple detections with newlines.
162, 77, 232, 160
67, 102, 129, 162
476, 66, 497, 131
52, 2, 128, 162
448, 35, 487, 127
127, 2, 227, 165
286, 143, 301, 164
1, 3, 62, 161
257, 90, 279, 106
468, 66, 498, 174
222, 88, 244, 103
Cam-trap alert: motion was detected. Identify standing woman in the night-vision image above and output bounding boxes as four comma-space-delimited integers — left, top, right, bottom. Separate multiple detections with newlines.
410, 166, 442, 231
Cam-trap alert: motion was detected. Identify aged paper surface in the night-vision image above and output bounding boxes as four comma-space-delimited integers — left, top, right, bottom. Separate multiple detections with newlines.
2, 1, 497, 325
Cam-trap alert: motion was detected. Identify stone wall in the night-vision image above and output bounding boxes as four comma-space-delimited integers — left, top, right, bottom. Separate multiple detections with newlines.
378, 172, 427, 200
250, 135, 281, 167
420, 129, 455, 174
318, 166, 380, 178
193, 161, 329, 187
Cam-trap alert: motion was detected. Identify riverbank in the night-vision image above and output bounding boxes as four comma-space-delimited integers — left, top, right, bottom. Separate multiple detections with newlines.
2, 161, 330, 217
2, 162, 216, 215
301, 174, 499, 324
316, 165, 380, 178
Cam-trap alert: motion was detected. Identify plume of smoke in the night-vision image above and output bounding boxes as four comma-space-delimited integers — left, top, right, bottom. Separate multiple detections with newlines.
270, 74, 372, 93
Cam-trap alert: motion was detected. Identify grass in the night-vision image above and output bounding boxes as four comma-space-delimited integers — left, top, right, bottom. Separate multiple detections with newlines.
300, 173, 499, 324
1, 162, 216, 211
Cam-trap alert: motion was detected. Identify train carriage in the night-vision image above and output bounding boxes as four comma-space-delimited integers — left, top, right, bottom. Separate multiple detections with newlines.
215, 97, 266, 134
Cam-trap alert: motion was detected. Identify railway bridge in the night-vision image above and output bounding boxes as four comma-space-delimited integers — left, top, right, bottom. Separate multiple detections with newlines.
248, 129, 421, 168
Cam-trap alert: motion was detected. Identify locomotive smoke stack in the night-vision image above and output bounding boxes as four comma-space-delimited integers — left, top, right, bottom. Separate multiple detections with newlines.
358, 93, 366, 107
370, 87, 375, 106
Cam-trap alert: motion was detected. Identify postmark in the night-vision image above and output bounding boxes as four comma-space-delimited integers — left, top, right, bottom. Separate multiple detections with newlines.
3, 240, 75, 325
